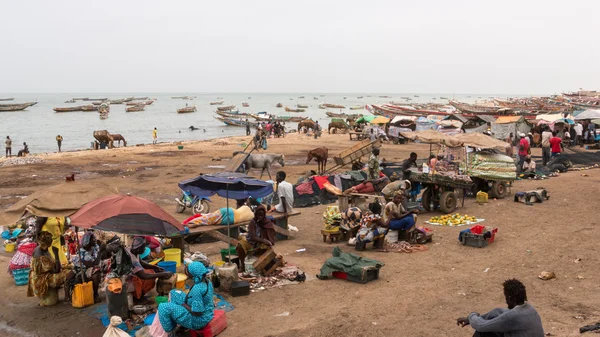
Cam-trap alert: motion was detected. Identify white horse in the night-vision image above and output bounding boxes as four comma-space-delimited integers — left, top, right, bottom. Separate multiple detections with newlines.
234, 152, 285, 179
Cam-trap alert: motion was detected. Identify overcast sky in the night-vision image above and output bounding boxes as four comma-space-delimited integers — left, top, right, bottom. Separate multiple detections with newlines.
1, 0, 598, 94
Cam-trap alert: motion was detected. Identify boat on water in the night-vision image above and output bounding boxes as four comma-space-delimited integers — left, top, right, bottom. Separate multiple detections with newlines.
357, 96, 363, 99
216, 110, 249, 118
210, 100, 224, 105
126, 104, 145, 112
297, 104, 308, 109
343, 96, 347, 99
123, 97, 134, 102
177, 106, 197, 113
53, 105, 89, 113
326, 111, 363, 119
217, 105, 236, 112
0, 98, 15, 101
349, 105, 364, 110
242, 102, 249, 107
285, 107, 305, 113
109, 99, 125, 104
215, 116, 258, 127
313, 97, 319, 100
82, 98, 107, 101
250, 112, 305, 123
248, 96, 252, 99
64, 99, 76, 103
172, 96, 196, 100
298, 96, 305, 99
276, 103, 283, 108
0, 102, 36, 112
81, 105, 98, 111
319, 103, 345, 109
132, 97, 149, 100
379, 95, 390, 98
440, 97, 448, 99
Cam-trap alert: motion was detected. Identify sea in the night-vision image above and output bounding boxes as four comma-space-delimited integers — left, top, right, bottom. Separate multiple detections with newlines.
0, 93, 518, 154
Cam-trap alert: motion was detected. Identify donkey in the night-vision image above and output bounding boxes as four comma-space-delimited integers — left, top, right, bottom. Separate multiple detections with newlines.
306, 147, 328, 174
233, 152, 285, 179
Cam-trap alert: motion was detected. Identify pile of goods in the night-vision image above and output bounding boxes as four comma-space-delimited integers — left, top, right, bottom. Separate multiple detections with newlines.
427, 213, 481, 226
467, 152, 516, 180
0, 157, 46, 167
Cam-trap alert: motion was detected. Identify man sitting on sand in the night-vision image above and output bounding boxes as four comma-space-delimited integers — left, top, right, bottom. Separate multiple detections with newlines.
457, 279, 544, 337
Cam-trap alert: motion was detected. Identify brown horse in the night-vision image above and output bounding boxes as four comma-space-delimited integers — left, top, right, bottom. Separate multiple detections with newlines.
306, 147, 328, 174
111, 134, 127, 147
297, 120, 316, 133
328, 121, 349, 134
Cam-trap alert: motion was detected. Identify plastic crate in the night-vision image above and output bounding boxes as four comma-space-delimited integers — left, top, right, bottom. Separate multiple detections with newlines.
460, 227, 498, 247
331, 267, 380, 284
13, 268, 30, 286
190, 310, 227, 337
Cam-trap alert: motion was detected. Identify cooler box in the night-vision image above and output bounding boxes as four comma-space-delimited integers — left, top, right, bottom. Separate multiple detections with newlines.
190, 310, 227, 337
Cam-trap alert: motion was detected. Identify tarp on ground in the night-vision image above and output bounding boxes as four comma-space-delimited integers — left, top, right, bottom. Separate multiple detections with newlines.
370, 116, 390, 124
0, 182, 119, 226
318, 247, 384, 279
454, 132, 510, 150
574, 109, 600, 120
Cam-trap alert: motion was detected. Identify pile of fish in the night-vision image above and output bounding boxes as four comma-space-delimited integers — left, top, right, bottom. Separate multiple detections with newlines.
0, 157, 46, 167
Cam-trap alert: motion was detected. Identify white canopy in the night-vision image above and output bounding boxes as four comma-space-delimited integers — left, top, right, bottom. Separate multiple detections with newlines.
391, 116, 417, 124
574, 109, 600, 120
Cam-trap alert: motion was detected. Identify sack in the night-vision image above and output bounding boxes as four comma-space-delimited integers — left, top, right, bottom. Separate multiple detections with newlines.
102, 316, 130, 337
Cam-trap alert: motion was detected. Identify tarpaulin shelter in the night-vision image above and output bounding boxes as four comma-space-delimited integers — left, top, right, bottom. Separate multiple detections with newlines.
415, 117, 436, 131
0, 181, 118, 226
453, 132, 510, 151
574, 109, 600, 120
399, 129, 462, 147
355, 115, 375, 124
370, 116, 390, 125
491, 116, 531, 140
69, 194, 184, 236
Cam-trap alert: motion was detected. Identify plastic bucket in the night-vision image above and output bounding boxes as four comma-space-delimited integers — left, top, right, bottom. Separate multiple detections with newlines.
244, 257, 257, 274
4, 243, 15, 253
163, 248, 182, 267
155, 296, 168, 305
157, 261, 177, 273
13, 268, 30, 286
175, 273, 188, 290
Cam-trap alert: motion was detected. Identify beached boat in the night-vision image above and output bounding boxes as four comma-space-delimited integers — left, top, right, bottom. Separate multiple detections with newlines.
126, 104, 145, 112
177, 106, 197, 113
276, 103, 283, 108
326, 111, 363, 119
0, 98, 15, 101
210, 100, 224, 105
297, 104, 308, 109
217, 105, 236, 112
449, 100, 500, 114
0, 103, 34, 112
319, 103, 345, 109
242, 102, 249, 107
349, 105, 364, 110
379, 95, 390, 98
285, 107, 305, 113
81, 105, 98, 111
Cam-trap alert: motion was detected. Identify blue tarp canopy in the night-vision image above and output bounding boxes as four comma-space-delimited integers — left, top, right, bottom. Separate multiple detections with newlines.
179, 172, 273, 200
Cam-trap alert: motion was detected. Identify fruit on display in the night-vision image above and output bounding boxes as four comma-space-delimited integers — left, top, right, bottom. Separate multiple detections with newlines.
428, 213, 478, 226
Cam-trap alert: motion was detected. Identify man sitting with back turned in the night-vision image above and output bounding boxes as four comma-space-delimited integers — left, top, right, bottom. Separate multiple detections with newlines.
457, 279, 544, 337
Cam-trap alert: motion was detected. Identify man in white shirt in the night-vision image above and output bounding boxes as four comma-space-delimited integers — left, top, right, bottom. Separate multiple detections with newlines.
574, 123, 583, 147
273, 171, 294, 216
541, 127, 552, 167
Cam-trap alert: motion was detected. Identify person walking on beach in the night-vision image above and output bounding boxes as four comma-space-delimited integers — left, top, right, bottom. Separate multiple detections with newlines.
541, 127, 552, 166
245, 119, 251, 136
152, 127, 158, 145
56, 135, 63, 152
5, 136, 12, 158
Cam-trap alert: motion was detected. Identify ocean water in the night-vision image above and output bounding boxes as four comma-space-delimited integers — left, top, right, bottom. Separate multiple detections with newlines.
0, 93, 511, 153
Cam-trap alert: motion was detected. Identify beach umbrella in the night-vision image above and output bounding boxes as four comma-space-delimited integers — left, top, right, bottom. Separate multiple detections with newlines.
69, 194, 184, 236
178, 172, 274, 259
0, 181, 118, 226
370, 116, 390, 124
355, 115, 375, 124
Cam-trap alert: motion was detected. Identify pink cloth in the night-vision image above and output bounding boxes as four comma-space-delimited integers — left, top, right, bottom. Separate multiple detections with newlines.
295, 181, 314, 195
149, 312, 169, 337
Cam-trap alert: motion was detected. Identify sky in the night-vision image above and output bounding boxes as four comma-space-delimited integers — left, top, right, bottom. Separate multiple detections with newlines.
1, 0, 599, 94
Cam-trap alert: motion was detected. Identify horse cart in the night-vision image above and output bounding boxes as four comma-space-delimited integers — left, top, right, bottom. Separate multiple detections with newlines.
324, 138, 381, 174
410, 172, 474, 213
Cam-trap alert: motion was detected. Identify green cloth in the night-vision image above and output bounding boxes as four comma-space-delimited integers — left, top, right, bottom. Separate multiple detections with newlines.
318, 247, 384, 279
356, 115, 375, 123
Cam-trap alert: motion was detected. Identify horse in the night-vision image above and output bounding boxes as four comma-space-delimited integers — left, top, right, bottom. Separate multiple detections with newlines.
233, 152, 285, 179
297, 120, 316, 133
111, 134, 127, 147
328, 121, 348, 134
306, 147, 328, 174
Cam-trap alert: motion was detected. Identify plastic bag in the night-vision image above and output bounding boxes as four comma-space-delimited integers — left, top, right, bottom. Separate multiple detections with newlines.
102, 316, 130, 337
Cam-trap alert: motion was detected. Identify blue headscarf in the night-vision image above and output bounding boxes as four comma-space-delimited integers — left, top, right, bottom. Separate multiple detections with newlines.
187, 261, 209, 283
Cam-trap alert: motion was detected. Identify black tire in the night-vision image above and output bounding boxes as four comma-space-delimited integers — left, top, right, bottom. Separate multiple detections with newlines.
421, 187, 434, 211
193, 200, 211, 214
175, 195, 186, 213
439, 191, 457, 214
489, 181, 507, 199
392, 138, 399, 145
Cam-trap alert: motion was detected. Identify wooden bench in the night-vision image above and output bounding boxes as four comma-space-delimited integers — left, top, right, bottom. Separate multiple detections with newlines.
171, 211, 301, 254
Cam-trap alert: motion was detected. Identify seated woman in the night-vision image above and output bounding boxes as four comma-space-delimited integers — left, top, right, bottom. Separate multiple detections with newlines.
385, 193, 419, 232
74, 231, 110, 303
150, 262, 215, 336
236, 205, 276, 272
27, 231, 74, 306
356, 202, 389, 250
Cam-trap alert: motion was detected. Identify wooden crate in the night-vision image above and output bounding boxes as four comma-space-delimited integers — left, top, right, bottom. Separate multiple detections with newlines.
333, 139, 380, 166
224, 152, 249, 172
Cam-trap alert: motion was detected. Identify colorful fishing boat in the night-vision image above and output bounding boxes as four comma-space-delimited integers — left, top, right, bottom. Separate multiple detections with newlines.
177, 106, 197, 113
126, 104, 145, 112
285, 107, 305, 113
210, 100, 224, 105
217, 105, 236, 112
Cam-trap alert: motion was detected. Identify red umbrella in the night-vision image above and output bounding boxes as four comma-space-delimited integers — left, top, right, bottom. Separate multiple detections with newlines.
70, 194, 183, 236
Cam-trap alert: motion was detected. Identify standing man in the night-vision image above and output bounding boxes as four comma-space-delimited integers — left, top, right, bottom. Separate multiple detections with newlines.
587, 121, 596, 144
541, 127, 552, 167
245, 119, 251, 136
272, 171, 294, 217
549, 131, 563, 158
368, 147, 381, 179
56, 135, 63, 152
314, 121, 321, 139
574, 122, 583, 147
5, 136, 11, 157
152, 127, 158, 145
517, 133, 529, 172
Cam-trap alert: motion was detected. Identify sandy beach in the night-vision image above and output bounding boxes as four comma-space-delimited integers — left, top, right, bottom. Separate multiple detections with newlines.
1, 132, 599, 337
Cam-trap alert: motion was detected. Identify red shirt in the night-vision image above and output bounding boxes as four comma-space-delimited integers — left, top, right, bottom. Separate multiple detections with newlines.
518, 138, 529, 156
549, 137, 562, 153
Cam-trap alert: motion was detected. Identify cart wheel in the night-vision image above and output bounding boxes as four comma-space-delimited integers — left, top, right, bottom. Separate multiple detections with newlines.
392, 138, 399, 145
175, 202, 185, 213
421, 188, 436, 211
489, 181, 507, 199
439, 191, 457, 213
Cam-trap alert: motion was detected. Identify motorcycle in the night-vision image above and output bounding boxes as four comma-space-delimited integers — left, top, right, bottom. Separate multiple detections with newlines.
175, 190, 211, 214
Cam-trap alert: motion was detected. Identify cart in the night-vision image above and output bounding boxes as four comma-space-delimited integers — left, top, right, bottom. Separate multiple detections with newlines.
324, 138, 381, 174
409, 172, 474, 213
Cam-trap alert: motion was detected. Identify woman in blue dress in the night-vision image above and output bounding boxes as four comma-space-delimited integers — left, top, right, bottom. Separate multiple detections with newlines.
151, 262, 214, 335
